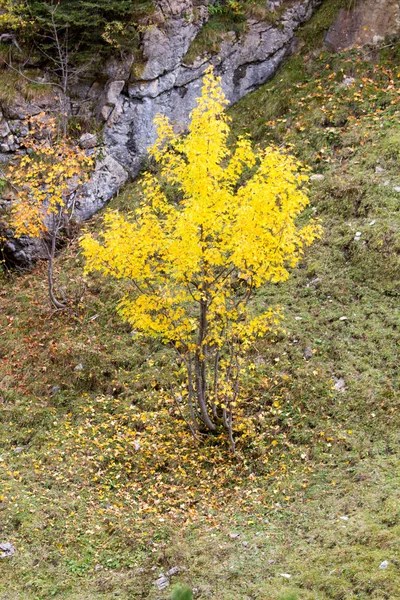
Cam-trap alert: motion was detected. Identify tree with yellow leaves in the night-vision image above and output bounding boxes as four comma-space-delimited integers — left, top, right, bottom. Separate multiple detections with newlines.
81, 69, 320, 449
6, 113, 93, 308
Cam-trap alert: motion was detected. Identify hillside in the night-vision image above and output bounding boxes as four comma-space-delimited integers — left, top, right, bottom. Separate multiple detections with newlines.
0, 2, 399, 599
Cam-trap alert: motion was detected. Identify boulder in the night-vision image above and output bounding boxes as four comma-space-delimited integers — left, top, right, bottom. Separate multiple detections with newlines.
79, 133, 97, 149
74, 154, 129, 221
325, 0, 400, 51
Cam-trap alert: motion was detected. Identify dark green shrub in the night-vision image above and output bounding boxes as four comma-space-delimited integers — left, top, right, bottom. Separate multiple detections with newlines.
4, 0, 154, 56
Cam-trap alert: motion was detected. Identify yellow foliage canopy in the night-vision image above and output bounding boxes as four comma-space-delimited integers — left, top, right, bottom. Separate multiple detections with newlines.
82, 69, 320, 351
7, 114, 93, 239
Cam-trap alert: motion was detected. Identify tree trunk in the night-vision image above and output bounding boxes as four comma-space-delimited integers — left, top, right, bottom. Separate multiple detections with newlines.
195, 298, 216, 431
46, 216, 66, 310
187, 354, 200, 431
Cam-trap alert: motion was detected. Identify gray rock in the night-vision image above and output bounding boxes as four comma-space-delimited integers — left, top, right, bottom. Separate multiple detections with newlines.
393, 186, 400, 193
375, 166, 385, 174
325, 0, 400, 52
79, 133, 97, 149
103, 53, 135, 80
379, 560, 389, 570
166, 566, 181, 577
74, 154, 129, 221
267, 0, 281, 10
307, 277, 322, 287
2, 100, 40, 120
0, 119, 10, 138
101, 105, 114, 121
87, 81, 103, 100
50, 385, 61, 396
341, 76, 355, 87
334, 377, 346, 391
105, 80, 125, 107
0, 542, 15, 558
303, 346, 313, 360
2, 234, 44, 269
153, 574, 169, 590
74, 363, 84, 372
310, 173, 325, 181
8, 120, 29, 136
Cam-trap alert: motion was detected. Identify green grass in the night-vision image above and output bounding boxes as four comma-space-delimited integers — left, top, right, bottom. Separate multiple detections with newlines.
1, 4, 400, 599
0, 69, 50, 104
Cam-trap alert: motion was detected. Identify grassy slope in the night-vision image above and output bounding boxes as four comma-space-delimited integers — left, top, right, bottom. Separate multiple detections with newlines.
1, 2, 399, 598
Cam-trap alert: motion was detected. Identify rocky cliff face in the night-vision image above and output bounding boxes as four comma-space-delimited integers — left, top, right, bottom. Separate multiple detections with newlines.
325, 0, 400, 51
75, 0, 323, 219
3, 0, 400, 266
